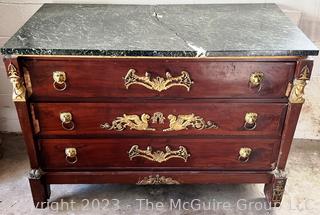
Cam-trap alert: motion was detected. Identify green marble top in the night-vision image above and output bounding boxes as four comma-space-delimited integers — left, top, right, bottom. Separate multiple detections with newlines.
1, 4, 318, 57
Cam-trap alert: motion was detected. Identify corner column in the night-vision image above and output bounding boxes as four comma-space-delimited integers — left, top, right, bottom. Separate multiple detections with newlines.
264, 58, 313, 207
3, 56, 50, 208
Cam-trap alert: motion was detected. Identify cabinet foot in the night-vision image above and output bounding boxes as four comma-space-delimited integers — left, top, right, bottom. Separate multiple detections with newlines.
28, 169, 50, 208
264, 169, 287, 207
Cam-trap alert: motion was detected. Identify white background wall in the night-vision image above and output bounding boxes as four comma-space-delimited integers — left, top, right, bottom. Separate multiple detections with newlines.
0, 0, 319, 133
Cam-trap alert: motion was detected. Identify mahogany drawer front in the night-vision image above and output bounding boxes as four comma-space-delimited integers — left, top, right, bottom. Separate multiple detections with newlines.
40, 138, 279, 170
23, 58, 295, 100
34, 102, 287, 137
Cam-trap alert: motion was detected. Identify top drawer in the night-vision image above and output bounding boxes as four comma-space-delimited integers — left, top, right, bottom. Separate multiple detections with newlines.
22, 58, 295, 100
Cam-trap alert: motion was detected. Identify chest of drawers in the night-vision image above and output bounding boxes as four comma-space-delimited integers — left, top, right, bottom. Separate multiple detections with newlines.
1, 4, 318, 208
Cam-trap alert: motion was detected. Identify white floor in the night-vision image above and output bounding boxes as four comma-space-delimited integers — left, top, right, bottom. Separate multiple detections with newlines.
295, 76, 320, 139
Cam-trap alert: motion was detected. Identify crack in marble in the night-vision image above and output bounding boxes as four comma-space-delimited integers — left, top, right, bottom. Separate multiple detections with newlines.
186, 42, 207, 57
151, 6, 206, 57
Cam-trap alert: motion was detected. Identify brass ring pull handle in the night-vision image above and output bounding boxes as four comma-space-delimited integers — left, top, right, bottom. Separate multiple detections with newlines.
65, 147, 78, 164
249, 71, 264, 91
60, 112, 75, 130
238, 147, 252, 163
53, 71, 67, 91
244, 112, 258, 130
124, 69, 194, 92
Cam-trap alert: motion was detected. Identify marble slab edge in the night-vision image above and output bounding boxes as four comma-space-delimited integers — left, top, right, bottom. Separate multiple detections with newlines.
0, 48, 319, 57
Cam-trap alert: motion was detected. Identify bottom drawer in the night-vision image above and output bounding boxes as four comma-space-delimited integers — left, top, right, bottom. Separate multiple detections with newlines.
40, 138, 279, 170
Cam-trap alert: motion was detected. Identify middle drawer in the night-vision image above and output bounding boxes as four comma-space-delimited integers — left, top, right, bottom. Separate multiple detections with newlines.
33, 103, 287, 137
